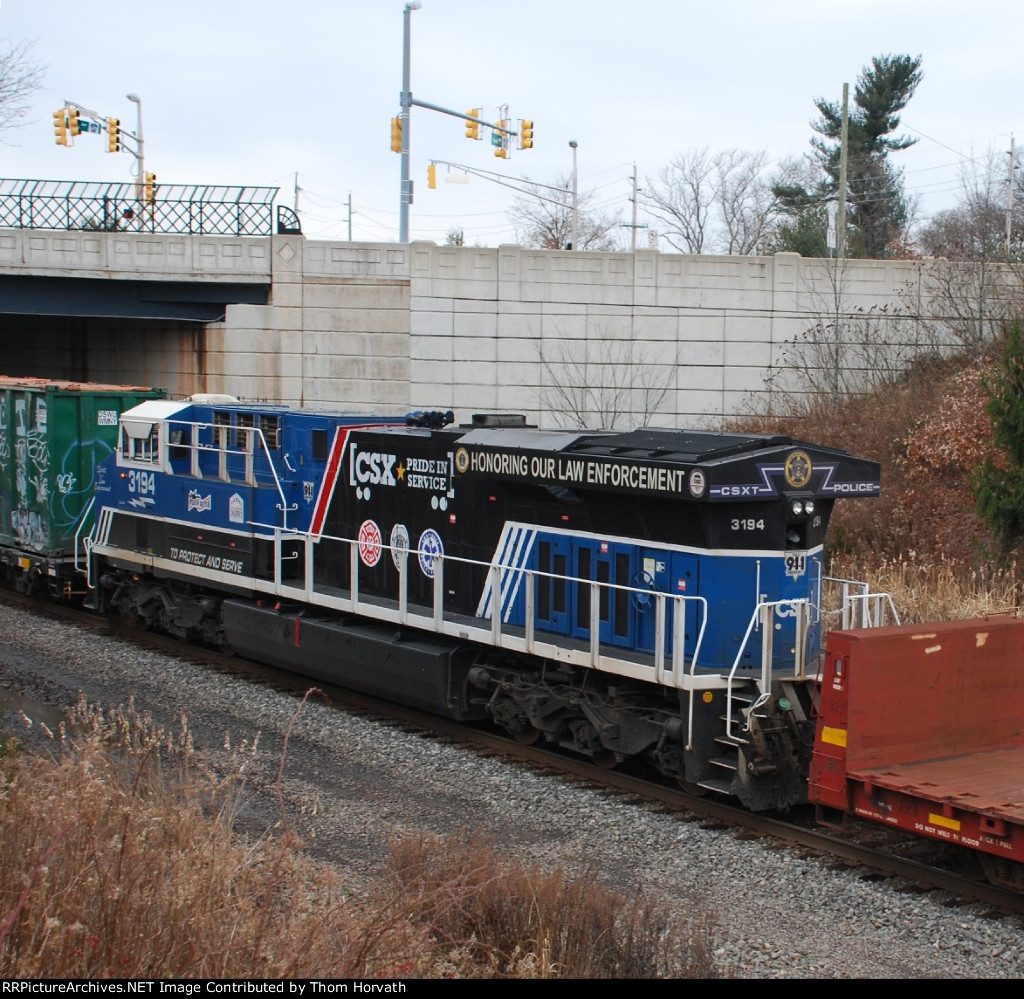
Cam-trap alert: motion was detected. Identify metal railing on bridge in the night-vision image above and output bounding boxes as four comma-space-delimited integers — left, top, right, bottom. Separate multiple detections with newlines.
0, 179, 302, 236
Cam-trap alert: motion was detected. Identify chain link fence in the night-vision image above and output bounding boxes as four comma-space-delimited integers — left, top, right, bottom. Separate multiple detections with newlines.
0, 179, 301, 236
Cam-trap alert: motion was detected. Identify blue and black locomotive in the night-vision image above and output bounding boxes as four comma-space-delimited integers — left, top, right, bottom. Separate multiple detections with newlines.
86, 396, 880, 810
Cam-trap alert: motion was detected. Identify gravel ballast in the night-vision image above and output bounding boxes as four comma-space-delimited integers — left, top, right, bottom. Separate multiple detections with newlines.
1, 602, 1023, 978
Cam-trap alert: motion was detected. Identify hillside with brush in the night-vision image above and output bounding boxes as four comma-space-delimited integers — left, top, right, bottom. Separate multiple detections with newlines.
732, 338, 1024, 620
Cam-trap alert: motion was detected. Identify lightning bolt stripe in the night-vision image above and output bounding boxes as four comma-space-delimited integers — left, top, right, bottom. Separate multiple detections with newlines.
309, 423, 394, 540
476, 522, 538, 621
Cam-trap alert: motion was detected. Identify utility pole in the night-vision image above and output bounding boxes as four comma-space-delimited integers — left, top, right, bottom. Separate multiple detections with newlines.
347, 192, 353, 242
836, 82, 849, 259
569, 140, 578, 251
620, 163, 648, 252
1007, 134, 1016, 255
631, 164, 639, 252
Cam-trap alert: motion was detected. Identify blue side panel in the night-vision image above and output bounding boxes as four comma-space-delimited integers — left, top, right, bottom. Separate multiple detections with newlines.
474, 521, 824, 675
636, 549, 700, 662
101, 403, 410, 541
533, 533, 571, 633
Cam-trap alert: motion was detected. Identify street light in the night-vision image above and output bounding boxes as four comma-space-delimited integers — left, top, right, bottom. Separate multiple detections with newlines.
569, 140, 578, 251
126, 93, 144, 208
399, 1, 421, 243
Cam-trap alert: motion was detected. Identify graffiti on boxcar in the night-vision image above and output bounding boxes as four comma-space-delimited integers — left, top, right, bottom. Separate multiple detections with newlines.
52, 439, 112, 539
0, 404, 8, 470
10, 397, 52, 551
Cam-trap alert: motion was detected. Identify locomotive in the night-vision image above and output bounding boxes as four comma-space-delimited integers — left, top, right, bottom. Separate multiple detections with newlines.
82, 393, 884, 811
7, 381, 1024, 888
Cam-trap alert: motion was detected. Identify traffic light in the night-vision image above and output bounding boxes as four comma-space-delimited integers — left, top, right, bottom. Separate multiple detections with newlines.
390, 116, 403, 153
520, 119, 533, 150
427, 163, 437, 190
494, 120, 508, 159
107, 117, 121, 153
68, 108, 81, 137
53, 109, 68, 146
465, 109, 480, 140
144, 172, 157, 205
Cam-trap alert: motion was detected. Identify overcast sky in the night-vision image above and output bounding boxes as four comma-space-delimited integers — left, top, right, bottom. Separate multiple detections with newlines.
1, 0, 1020, 247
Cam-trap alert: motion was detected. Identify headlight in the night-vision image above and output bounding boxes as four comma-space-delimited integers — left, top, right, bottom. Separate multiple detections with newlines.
790, 499, 804, 516
804, 499, 815, 515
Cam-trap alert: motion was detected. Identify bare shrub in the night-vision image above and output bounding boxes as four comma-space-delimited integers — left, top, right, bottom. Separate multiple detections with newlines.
735, 350, 998, 564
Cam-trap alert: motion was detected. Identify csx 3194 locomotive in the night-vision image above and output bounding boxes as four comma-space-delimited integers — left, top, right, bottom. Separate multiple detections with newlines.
84, 394, 883, 810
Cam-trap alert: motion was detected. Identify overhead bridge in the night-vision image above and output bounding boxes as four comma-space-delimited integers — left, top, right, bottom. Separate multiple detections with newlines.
0, 178, 301, 322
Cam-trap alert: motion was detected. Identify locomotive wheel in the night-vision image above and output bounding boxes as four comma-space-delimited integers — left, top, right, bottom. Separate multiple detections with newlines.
676, 778, 708, 797
511, 724, 542, 746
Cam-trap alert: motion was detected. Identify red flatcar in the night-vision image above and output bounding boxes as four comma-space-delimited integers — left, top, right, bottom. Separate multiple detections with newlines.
810, 616, 1024, 890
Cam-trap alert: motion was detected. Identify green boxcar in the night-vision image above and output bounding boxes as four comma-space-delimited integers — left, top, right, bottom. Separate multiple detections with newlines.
0, 376, 165, 597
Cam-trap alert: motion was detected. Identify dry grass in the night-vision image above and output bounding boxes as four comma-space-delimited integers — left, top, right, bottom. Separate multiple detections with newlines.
0, 696, 717, 979
834, 554, 1021, 625
386, 833, 715, 978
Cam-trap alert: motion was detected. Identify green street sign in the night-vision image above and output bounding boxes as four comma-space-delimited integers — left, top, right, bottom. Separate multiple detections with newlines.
491, 131, 502, 147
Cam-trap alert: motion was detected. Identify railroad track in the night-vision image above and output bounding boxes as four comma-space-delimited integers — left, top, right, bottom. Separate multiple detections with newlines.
3, 587, 1023, 916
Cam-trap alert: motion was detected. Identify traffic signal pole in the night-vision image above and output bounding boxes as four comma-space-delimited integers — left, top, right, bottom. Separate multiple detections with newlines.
398, 1, 417, 244
396, 2, 528, 243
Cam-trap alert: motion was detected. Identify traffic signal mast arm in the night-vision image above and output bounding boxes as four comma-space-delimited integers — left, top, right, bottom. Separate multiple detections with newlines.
409, 98, 518, 139
427, 160, 568, 204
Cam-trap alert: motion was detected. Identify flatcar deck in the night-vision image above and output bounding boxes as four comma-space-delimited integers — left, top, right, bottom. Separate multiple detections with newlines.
851, 746, 1024, 826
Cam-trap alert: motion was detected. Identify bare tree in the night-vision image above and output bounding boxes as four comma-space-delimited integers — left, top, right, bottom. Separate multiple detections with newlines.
915, 257, 1019, 358
915, 152, 1024, 357
765, 258, 927, 413
507, 174, 621, 250
643, 148, 780, 254
918, 150, 1019, 260
538, 335, 673, 430
716, 149, 778, 254
0, 39, 45, 135
642, 148, 716, 253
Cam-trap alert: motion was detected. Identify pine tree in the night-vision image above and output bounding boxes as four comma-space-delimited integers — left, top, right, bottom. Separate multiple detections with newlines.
773, 54, 922, 258
973, 320, 1024, 552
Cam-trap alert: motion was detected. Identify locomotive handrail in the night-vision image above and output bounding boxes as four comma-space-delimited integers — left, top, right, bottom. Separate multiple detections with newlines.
250, 522, 711, 689
843, 590, 900, 629
73, 496, 96, 574
163, 418, 294, 530
717, 598, 811, 744
824, 576, 900, 629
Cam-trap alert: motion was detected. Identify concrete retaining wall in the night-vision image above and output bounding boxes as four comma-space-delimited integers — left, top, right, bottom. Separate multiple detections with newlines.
0, 228, 1007, 427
